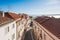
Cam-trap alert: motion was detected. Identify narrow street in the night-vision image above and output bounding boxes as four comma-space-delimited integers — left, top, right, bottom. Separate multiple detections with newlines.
24, 29, 36, 40
21, 29, 36, 40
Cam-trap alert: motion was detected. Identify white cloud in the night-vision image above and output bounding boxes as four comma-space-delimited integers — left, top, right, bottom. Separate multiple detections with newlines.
45, 12, 60, 14
41, 0, 60, 15
46, 0, 60, 5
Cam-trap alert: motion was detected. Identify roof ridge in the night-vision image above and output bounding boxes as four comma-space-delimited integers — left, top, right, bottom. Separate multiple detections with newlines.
40, 18, 50, 24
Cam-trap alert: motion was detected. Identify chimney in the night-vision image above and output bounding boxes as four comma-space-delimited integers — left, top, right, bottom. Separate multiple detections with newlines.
2, 11, 4, 17
0, 11, 5, 17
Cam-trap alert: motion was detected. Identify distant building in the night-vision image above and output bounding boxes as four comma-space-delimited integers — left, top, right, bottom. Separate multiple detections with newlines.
20, 13, 34, 40
34, 16, 60, 40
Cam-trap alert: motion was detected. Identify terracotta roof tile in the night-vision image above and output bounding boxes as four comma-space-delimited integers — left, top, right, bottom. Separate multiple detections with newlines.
0, 11, 20, 26
21, 14, 28, 19
35, 16, 60, 39
5, 12, 21, 20
8, 12, 20, 20
0, 16, 13, 26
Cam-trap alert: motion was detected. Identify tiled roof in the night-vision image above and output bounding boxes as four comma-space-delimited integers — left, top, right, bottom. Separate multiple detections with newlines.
0, 15, 13, 26
21, 14, 28, 19
8, 12, 20, 20
5, 12, 21, 20
35, 16, 60, 39
0, 11, 20, 26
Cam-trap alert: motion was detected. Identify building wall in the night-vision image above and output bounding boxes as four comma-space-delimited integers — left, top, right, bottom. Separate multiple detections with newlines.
0, 21, 16, 40
33, 20, 60, 40
16, 18, 27, 40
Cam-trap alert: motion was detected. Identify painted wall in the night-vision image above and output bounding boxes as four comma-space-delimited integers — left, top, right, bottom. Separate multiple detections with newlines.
0, 21, 16, 40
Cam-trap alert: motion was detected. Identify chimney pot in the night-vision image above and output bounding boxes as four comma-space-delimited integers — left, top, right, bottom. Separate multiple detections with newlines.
2, 11, 4, 17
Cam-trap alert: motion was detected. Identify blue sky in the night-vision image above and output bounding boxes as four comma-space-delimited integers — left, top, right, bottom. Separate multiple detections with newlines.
0, 0, 60, 16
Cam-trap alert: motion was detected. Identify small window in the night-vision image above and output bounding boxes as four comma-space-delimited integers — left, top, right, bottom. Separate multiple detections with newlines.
29, 21, 33, 27
8, 27, 9, 32
5, 27, 9, 34
18, 31, 20, 38
44, 34, 46, 40
19, 21, 20, 25
12, 33, 15, 40
40, 30, 42, 39
12, 24, 15, 28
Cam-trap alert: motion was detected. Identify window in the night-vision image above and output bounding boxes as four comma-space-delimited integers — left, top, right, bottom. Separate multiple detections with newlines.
29, 21, 33, 27
5, 27, 9, 34
19, 21, 20, 25
18, 31, 20, 38
12, 33, 15, 40
8, 27, 9, 32
38, 27, 40, 31
40, 30, 42, 39
44, 34, 46, 40
12, 24, 15, 28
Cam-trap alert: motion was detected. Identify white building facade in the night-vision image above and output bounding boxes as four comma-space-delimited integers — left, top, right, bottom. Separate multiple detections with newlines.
0, 21, 16, 40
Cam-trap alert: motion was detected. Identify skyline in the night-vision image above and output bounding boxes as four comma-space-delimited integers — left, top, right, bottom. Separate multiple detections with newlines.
0, 0, 60, 16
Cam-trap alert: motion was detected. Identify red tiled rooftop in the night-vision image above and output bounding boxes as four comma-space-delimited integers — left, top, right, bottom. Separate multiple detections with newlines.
0, 11, 21, 26
8, 12, 20, 20
35, 16, 60, 39
5, 12, 21, 20
0, 16, 13, 26
21, 14, 28, 19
